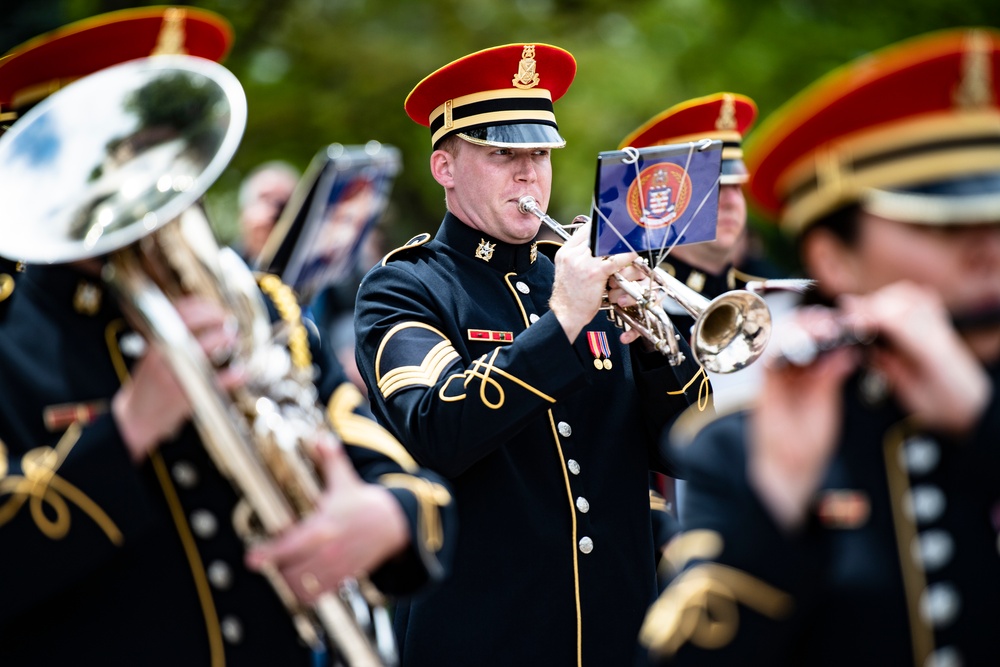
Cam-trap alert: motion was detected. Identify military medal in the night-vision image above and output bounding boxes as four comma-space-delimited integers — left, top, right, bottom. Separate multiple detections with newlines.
586, 330, 613, 370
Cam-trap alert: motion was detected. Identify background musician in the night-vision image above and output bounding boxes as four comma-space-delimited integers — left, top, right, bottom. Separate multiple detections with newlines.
0, 9, 455, 665
641, 27, 1000, 666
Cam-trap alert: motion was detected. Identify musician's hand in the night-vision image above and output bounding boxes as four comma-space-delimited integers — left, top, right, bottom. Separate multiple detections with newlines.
839, 281, 990, 436
113, 296, 243, 463
245, 436, 409, 603
550, 218, 638, 343
749, 308, 859, 530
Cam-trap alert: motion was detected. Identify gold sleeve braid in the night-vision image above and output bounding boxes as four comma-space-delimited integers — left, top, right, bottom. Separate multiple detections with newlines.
326, 384, 452, 554
0, 424, 123, 544
666, 366, 712, 412
649, 489, 669, 513
377, 473, 451, 554
327, 383, 421, 473
639, 562, 792, 658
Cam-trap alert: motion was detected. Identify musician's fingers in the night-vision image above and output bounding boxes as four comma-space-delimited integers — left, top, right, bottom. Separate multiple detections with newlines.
618, 328, 643, 345
601, 251, 639, 275
562, 218, 591, 248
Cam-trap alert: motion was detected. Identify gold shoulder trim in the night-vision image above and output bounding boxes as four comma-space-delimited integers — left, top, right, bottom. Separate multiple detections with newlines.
640, 562, 793, 657
327, 382, 419, 473
381, 233, 432, 266
257, 273, 311, 370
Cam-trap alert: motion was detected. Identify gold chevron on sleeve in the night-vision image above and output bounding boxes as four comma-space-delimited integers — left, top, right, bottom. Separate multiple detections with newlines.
649, 489, 669, 513
378, 473, 452, 553
640, 562, 792, 658
327, 383, 420, 473
375, 322, 460, 398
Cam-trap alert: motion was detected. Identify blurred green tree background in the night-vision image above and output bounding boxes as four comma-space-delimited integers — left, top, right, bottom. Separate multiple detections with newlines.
5, 0, 999, 272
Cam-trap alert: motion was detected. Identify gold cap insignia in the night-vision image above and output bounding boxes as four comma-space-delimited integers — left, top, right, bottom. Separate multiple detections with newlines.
152, 7, 189, 56
716, 93, 737, 131
475, 239, 496, 262
512, 45, 541, 90
953, 29, 993, 110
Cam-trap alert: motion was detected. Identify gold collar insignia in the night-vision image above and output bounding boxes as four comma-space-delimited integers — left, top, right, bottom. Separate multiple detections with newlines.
73, 281, 102, 316
475, 239, 496, 262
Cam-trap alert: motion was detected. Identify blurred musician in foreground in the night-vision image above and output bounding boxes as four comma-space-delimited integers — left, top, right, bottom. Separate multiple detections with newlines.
353, 43, 700, 665
641, 28, 1000, 666
0, 9, 454, 666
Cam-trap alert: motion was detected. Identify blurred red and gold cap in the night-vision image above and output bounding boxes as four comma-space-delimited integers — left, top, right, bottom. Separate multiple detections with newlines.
0, 6, 232, 119
746, 27, 1000, 235
405, 43, 577, 150
619, 92, 758, 185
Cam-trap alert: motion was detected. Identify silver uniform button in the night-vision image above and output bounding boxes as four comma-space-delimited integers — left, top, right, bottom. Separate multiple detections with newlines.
905, 485, 947, 524
920, 582, 961, 628
516, 281, 530, 294
119, 332, 147, 358
207, 560, 234, 590
171, 461, 198, 489
900, 436, 941, 476
578, 536, 594, 554
912, 529, 954, 572
220, 615, 243, 644
190, 509, 218, 539
557, 421, 572, 438
576, 497, 590, 513
529, 313, 540, 324
567, 459, 581, 475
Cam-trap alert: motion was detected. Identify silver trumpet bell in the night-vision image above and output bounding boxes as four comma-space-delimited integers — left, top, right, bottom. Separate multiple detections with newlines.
0, 56, 395, 667
518, 196, 772, 373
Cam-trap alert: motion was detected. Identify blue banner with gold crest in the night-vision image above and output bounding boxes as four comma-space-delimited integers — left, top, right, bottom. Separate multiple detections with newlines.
589, 141, 723, 257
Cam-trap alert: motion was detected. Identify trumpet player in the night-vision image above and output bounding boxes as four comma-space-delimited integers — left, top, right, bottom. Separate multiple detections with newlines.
353, 43, 702, 666
0, 9, 455, 666
641, 28, 1000, 666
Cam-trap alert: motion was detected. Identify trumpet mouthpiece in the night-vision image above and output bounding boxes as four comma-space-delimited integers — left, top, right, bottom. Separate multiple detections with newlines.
517, 196, 537, 214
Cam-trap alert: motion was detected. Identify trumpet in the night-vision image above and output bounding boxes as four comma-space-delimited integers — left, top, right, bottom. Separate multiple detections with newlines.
518, 196, 772, 373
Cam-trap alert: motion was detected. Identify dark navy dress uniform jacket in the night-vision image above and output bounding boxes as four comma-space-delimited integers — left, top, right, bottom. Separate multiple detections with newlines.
644, 364, 1000, 666
0, 263, 455, 666
354, 213, 699, 666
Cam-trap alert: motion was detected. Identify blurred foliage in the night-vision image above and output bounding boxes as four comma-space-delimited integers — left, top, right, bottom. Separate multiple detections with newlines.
4, 0, 999, 272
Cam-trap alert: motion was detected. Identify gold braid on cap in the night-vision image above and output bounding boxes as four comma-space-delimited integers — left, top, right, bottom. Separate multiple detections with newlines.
152, 7, 188, 56
953, 29, 994, 110
716, 94, 737, 131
